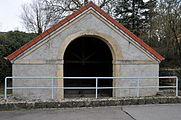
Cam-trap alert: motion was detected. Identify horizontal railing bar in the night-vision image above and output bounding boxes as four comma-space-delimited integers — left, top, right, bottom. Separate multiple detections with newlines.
98, 76, 178, 79
7, 87, 53, 89
97, 86, 176, 89
7, 86, 176, 90
64, 87, 96, 89
7, 87, 96, 89
5, 76, 178, 79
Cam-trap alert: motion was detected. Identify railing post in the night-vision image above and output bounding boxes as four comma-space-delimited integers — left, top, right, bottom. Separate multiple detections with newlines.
51, 78, 54, 99
96, 78, 98, 99
4, 77, 7, 99
137, 79, 140, 97
176, 76, 179, 97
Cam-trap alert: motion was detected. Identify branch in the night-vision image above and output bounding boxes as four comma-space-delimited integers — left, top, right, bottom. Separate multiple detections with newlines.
71, 0, 82, 8
99, 0, 112, 8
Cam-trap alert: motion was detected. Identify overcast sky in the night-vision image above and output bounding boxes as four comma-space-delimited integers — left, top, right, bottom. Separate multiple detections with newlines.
0, 0, 31, 32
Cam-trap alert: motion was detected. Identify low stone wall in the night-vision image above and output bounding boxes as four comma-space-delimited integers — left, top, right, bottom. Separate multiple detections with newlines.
1, 97, 181, 110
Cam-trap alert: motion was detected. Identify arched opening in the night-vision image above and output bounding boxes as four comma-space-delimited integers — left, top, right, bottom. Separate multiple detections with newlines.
64, 36, 113, 98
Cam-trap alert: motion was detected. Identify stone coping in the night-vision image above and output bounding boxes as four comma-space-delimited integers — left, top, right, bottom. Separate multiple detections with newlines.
0, 96, 181, 110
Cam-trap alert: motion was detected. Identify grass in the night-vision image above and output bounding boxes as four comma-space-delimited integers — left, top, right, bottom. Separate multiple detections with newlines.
0, 86, 4, 95
0, 85, 12, 95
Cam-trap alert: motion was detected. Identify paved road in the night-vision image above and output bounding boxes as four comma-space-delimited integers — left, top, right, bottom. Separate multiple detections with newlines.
0, 104, 181, 120
0, 107, 133, 120
123, 104, 181, 120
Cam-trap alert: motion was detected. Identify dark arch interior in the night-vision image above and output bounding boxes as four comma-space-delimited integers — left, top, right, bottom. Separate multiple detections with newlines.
64, 36, 112, 98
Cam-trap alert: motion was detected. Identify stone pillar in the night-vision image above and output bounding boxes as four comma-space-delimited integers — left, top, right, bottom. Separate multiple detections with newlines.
112, 60, 121, 97
56, 60, 64, 99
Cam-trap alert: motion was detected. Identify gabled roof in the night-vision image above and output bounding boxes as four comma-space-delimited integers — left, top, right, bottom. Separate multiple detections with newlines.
6, 2, 164, 62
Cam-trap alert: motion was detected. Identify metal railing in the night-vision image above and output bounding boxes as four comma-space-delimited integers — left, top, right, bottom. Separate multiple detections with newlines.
4, 76, 179, 99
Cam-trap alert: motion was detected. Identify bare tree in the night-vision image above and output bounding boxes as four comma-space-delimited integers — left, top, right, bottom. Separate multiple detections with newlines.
156, 0, 181, 58
43, 0, 118, 25
21, 0, 117, 33
21, 0, 54, 34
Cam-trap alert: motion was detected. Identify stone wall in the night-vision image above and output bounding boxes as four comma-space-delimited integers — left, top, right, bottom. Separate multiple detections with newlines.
114, 64, 159, 97
0, 97, 181, 110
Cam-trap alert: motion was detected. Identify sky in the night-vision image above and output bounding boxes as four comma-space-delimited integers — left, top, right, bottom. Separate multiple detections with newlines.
0, 0, 150, 32
0, 0, 31, 32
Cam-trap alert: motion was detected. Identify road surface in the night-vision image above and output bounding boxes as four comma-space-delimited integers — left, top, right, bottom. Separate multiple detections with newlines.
0, 104, 181, 120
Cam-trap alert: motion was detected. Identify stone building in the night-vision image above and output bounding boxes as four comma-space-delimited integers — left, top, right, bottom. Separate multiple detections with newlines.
6, 2, 164, 99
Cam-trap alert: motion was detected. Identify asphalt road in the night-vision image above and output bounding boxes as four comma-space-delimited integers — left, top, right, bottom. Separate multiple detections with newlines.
0, 104, 181, 120
123, 104, 181, 120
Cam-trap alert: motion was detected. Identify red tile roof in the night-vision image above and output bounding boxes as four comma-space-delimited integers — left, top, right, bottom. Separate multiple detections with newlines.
6, 2, 164, 62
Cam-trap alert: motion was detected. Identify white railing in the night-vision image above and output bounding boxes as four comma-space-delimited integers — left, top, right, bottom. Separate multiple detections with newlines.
4, 76, 179, 99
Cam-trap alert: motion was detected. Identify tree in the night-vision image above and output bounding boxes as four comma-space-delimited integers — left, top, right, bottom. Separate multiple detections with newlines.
21, 0, 118, 34
21, 0, 54, 34
153, 0, 181, 62
43, 0, 118, 23
0, 31, 37, 86
114, 0, 157, 36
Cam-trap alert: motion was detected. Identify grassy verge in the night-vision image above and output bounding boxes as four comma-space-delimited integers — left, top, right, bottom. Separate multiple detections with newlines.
0, 85, 12, 95
0, 86, 4, 95
0, 85, 4, 95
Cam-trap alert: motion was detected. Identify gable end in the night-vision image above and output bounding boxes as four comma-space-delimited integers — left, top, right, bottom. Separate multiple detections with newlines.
5, 2, 164, 63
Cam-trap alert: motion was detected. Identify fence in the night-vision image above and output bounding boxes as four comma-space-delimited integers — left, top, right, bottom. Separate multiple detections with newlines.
4, 76, 179, 99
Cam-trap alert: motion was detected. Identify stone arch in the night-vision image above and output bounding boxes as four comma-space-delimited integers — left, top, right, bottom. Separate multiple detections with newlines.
56, 30, 123, 99
57, 30, 123, 61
